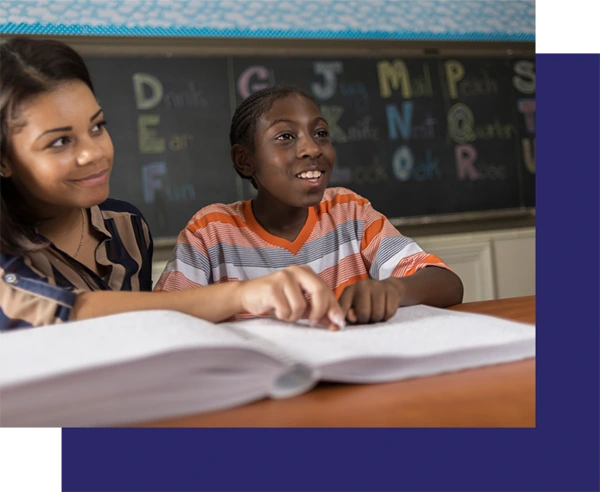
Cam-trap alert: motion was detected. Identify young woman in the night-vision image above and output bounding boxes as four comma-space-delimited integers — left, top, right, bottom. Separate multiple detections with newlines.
0, 38, 344, 332
156, 86, 464, 324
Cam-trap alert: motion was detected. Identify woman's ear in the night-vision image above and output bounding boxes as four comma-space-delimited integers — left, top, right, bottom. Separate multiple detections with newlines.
0, 158, 13, 178
231, 144, 254, 178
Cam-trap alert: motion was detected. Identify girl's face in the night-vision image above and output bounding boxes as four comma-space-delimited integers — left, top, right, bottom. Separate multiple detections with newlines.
4, 80, 114, 216
249, 94, 336, 209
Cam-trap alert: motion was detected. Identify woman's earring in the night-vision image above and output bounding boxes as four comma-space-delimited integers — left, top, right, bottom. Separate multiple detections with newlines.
0, 171, 4, 178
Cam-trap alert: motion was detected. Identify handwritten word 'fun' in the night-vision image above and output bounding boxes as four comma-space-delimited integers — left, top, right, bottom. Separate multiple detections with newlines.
141, 162, 196, 204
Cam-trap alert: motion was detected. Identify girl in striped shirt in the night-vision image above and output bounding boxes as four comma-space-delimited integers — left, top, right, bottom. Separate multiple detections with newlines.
156, 86, 463, 324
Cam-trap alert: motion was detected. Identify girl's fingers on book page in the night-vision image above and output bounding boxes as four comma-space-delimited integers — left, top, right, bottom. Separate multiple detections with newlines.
347, 308, 358, 324
337, 286, 354, 319
370, 290, 386, 323
385, 292, 399, 321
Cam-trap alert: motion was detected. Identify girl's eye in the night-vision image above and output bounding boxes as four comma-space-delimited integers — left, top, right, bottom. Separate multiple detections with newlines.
49, 136, 71, 148
315, 129, 329, 138
275, 133, 294, 141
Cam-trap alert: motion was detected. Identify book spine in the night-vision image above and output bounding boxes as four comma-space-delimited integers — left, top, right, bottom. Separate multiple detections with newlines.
222, 324, 320, 399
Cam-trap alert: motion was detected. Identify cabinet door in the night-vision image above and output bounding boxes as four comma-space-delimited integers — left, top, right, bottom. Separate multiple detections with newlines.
415, 238, 495, 302
492, 233, 536, 299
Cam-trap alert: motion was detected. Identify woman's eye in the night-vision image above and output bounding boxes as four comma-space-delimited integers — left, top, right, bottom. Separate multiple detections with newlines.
91, 120, 107, 132
276, 133, 294, 141
315, 129, 329, 138
49, 136, 70, 148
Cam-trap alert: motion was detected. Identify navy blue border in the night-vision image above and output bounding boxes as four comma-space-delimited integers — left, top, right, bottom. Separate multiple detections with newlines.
63, 429, 542, 491
535, 53, 600, 487
62, 54, 600, 492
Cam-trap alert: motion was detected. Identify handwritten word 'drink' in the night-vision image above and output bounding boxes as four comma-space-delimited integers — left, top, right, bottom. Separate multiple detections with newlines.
133, 73, 203, 154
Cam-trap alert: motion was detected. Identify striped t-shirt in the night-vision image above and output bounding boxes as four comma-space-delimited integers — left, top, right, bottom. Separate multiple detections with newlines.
0, 199, 153, 332
156, 188, 449, 316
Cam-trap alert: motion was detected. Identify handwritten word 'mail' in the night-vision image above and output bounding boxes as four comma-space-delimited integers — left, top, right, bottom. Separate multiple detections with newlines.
445, 60, 498, 99
377, 60, 433, 99
455, 144, 506, 181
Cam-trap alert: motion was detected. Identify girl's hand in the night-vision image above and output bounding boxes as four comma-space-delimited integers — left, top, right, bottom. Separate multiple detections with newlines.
238, 265, 345, 331
339, 278, 403, 324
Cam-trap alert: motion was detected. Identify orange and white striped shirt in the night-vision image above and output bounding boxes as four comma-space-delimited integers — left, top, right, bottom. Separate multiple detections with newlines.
156, 188, 450, 310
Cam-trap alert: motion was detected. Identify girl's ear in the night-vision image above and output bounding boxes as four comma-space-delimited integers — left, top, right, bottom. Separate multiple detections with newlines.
231, 144, 255, 178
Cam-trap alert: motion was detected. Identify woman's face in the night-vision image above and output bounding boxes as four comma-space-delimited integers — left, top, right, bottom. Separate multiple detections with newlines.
4, 80, 114, 215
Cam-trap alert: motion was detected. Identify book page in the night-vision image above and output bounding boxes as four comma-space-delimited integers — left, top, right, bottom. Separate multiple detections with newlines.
0, 310, 265, 387
232, 304, 536, 367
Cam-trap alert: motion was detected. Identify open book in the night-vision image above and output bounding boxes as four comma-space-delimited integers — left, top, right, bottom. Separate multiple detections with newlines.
0, 305, 535, 427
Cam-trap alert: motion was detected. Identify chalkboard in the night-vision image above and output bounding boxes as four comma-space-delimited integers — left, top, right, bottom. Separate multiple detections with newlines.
85, 56, 236, 238
84, 53, 535, 239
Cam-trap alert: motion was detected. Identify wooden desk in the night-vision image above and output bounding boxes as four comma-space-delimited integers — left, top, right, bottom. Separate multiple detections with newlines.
144, 296, 536, 427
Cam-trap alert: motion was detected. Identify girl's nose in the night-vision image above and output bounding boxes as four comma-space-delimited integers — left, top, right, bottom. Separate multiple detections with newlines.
298, 135, 322, 159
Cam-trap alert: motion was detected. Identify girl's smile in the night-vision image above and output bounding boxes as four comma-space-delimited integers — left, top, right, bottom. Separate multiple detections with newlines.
295, 168, 325, 188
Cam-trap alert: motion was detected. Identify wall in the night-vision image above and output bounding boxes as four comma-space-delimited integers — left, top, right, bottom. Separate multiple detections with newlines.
1, 1, 534, 41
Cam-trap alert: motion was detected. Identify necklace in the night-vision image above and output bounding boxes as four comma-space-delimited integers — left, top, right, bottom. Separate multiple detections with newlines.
73, 208, 86, 259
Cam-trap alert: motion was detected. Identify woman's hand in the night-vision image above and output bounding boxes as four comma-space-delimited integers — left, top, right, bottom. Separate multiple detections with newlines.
238, 265, 345, 331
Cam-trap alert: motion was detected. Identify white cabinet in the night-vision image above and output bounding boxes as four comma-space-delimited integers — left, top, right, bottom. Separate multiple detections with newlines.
414, 227, 535, 302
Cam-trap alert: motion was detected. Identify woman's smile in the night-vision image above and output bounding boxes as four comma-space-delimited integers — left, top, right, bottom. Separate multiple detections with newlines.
69, 168, 110, 187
